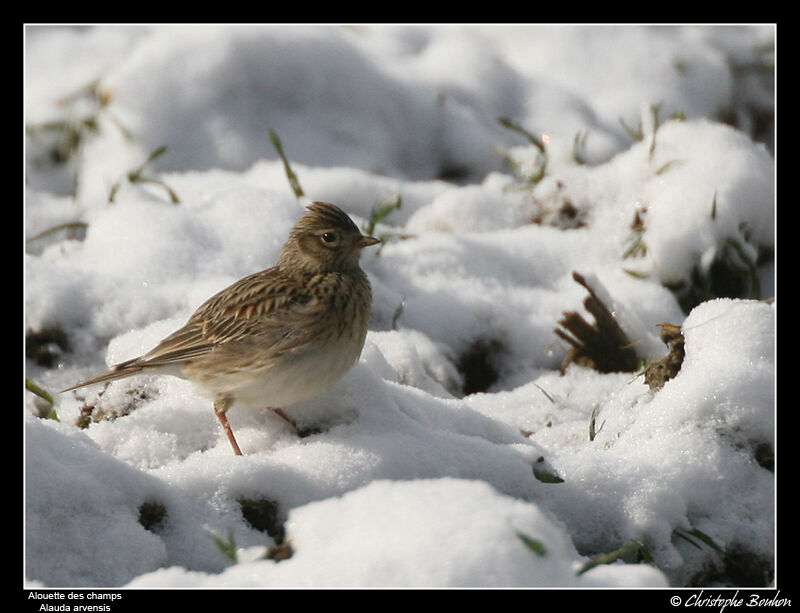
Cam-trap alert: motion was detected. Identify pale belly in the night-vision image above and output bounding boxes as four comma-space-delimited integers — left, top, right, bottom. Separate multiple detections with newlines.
188, 332, 365, 409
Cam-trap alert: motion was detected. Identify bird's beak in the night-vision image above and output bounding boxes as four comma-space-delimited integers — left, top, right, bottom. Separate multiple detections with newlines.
358, 235, 381, 248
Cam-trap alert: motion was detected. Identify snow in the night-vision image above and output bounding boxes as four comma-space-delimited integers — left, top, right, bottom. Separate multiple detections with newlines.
24, 24, 775, 589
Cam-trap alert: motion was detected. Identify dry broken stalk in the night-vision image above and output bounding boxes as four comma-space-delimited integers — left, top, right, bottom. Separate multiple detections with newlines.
643, 323, 685, 391
555, 272, 640, 374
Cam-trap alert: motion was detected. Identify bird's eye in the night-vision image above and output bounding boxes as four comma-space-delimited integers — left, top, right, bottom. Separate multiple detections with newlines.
321, 232, 338, 245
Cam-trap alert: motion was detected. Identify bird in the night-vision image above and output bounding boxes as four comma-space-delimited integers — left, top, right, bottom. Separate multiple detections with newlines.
62, 202, 380, 455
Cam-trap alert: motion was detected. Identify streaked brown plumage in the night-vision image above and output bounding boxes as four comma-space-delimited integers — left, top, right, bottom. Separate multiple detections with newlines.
63, 202, 380, 455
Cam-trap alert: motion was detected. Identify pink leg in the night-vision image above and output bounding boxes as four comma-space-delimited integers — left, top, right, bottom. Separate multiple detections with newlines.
269, 408, 318, 438
214, 397, 243, 455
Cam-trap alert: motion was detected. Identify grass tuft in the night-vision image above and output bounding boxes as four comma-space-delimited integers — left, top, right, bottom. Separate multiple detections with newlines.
588, 405, 605, 441
207, 526, 238, 564
109, 145, 179, 204
577, 540, 654, 576
363, 193, 402, 237
26, 78, 130, 167
268, 129, 305, 198
26, 221, 89, 246
498, 116, 546, 153
497, 117, 548, 184
674, 527, 723, 553
532, 456, 564, 484
515, 529, 548, 557
572, 130, 589, 165
25, 378, 58, 421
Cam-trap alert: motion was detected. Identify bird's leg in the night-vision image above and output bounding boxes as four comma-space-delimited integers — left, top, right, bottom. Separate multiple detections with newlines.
214, 395, 243, 456
269, 408, 319, 438
269, 407, 300, 430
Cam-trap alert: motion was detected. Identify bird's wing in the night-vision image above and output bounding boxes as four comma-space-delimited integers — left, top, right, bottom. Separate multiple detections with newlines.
133, 267, 315, 367
61, 268, 318, 393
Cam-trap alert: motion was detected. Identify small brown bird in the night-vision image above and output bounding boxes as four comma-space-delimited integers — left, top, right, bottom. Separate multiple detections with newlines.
63, 202, 380, 455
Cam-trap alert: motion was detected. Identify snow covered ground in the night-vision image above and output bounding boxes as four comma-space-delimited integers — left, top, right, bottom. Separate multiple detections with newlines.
24, 24, 775, 589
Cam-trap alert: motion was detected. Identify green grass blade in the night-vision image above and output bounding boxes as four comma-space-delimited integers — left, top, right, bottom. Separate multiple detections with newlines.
516, 530, 548, 557
268, 129, 305, 198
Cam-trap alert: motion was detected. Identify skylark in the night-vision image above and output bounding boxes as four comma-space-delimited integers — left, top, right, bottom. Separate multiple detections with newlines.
63, 202, 380, 455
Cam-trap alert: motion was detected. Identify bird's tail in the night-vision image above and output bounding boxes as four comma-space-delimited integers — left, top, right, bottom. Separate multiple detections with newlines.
60, 358, 144, 393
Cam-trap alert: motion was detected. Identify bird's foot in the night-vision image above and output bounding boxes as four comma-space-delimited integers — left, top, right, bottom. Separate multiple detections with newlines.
269, 408, 321, 438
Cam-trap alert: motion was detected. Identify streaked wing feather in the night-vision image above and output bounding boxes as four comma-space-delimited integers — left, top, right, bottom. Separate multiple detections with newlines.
134, 267, 313, 366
